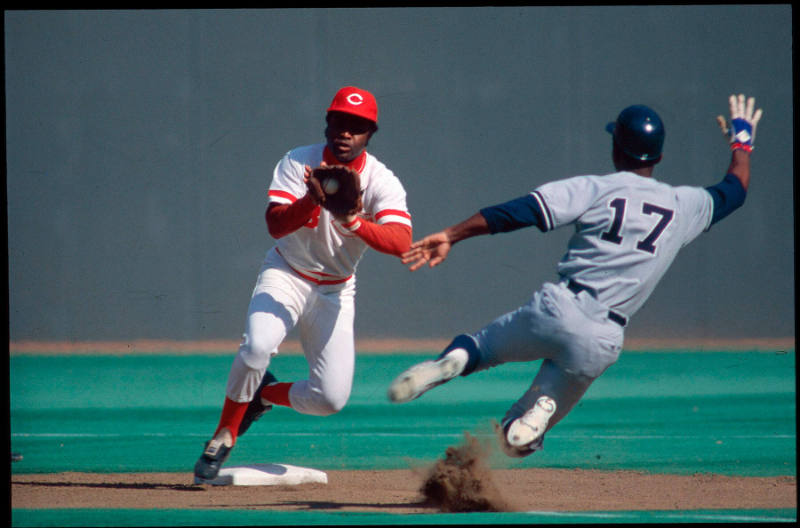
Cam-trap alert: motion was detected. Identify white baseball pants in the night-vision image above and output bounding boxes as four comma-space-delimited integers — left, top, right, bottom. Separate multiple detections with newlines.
225, 248, 356, 416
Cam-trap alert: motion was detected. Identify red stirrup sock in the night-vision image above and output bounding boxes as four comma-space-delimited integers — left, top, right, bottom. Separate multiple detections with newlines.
261, 382, 293, 408
213, 397, 249, 445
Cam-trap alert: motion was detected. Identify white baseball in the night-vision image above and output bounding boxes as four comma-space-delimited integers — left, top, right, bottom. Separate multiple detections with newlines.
322, 177, 339, 194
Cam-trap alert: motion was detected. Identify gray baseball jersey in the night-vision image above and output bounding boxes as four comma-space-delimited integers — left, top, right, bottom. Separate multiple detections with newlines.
532, 171, 714, 318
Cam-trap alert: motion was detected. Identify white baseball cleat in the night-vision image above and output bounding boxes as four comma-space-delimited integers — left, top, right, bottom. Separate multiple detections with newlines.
506, 396, 557, 448
387, 351, 467, 403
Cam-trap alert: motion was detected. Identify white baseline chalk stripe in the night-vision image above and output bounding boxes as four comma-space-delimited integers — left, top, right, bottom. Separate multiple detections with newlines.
524, 511, 796, 523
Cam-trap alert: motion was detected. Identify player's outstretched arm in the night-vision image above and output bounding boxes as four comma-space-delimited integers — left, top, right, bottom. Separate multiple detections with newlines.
401, 212, 490, 271
705, 94, 763, 226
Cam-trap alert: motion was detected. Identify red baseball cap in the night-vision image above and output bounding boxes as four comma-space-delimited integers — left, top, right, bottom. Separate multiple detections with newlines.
327, 86, 378, 124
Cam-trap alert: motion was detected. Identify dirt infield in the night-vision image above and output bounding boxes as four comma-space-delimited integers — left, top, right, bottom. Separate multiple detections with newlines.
11, 468, 796, 513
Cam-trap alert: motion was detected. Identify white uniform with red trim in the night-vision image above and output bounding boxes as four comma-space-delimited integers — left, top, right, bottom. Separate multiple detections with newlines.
268, 143, 411, 284
225, 143, 411, 416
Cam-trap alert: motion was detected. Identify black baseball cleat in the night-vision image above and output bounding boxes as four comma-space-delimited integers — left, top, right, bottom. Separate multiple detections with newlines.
237, 371, 278, 437
193, 436, 232, 483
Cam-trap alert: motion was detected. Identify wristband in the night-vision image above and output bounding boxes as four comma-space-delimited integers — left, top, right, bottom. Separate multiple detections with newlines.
731, 142, 753, 153
338, 217, 362, 232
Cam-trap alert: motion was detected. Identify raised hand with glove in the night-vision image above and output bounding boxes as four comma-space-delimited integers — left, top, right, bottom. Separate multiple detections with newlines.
704, 94, 763, 225
716, 94, 763, 152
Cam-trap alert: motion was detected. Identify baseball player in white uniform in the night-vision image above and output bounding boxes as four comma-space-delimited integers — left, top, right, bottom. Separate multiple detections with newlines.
389, 95, 762, 458
195, 86, 412, 482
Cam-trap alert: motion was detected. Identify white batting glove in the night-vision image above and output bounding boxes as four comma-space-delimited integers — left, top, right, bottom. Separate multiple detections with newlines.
715, 94, 763, 152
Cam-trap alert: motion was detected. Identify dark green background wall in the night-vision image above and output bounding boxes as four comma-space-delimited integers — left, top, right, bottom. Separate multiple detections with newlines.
5, 7, 794, 342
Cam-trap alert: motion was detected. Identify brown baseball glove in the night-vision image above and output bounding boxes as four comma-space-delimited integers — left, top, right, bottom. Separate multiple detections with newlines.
309, 165, 363, 218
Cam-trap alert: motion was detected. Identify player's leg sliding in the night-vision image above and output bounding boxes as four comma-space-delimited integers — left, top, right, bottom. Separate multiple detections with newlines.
388, 334, 480, 403
387, 349, 466, 403
499, 395, 557, 458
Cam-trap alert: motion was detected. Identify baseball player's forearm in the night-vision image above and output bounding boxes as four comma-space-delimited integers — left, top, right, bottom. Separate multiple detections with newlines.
727, 149, 750, 191
400, 212, 489, 271
706, 173, 746, 225
339, 219, 412, 256
444, 212, 492, 245
265, 196, 318, 239
706, 150, 750, 226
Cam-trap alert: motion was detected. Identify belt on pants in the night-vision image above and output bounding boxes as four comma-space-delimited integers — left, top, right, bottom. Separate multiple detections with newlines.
566, 280, 628, 327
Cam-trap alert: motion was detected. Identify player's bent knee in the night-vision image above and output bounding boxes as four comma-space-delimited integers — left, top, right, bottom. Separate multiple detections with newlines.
238, 337, 278, 371
563, 344, 621, 380
225, 355, 265, 403
309, 389, 350, 416
577, 353, 619, 380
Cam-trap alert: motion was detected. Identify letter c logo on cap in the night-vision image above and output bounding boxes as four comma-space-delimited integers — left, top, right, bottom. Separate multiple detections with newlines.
346, 93, 364, 106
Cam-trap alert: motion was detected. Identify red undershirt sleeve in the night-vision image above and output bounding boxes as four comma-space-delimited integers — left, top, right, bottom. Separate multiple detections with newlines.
267, 196, 412, 257
265, 195, 319, 239
339, 218, 412, 257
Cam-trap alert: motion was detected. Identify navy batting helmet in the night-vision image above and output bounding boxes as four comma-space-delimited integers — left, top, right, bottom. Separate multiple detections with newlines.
605, 105, 665, 161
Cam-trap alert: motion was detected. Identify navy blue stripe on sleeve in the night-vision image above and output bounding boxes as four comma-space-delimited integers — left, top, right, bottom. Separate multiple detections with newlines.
479, 193, 549, 234
531, 190, 554, 230
705, 173, 747, 226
